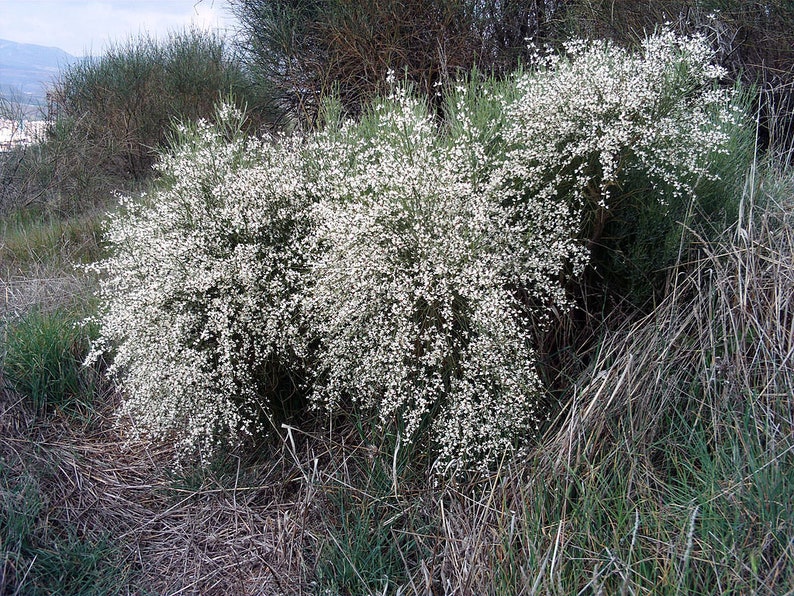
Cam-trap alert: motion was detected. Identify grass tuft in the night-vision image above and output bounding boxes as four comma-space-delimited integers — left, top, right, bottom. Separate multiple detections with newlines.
1, 308, 99, 413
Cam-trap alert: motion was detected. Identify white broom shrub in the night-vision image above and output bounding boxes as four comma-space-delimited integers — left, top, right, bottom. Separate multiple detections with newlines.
304, 83, 586, 471
305, 33, 739, 471
87, 105, 313, 457
89, 32, 740, 471
501, 31, 742, 211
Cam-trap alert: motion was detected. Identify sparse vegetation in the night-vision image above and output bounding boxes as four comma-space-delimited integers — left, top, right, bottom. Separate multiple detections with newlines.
0, 466, 128, 596
1, 8, 793, 596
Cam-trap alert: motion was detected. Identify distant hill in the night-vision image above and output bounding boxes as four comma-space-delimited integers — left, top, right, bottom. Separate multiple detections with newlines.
0, 39, 80, 115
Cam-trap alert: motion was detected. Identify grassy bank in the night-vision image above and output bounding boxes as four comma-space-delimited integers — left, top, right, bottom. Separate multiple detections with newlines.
1, 170, 792, 593
1, 21, 793, 594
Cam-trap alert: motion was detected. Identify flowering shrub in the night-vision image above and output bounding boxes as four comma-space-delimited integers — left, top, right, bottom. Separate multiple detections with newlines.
305, 33, 739, 470
305, 84, 583, 469
88, 105, 312, 457
494, 32, 748, 307
501, 31, 741, 224
90, 32, 741, 471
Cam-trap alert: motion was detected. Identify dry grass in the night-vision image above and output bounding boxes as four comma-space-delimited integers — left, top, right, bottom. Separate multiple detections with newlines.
0, 274, 88, 320
544, 176, 793, 470
0, 386, 317, 595
0, 208, 105, 320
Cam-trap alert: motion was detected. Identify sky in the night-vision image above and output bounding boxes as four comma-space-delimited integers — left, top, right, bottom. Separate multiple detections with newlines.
0, 0, 239, 56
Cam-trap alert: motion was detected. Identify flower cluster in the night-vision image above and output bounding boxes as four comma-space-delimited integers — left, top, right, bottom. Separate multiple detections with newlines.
305, 86, 575, 470
502, 31, 741, 212
90, 33, 740, 471
88, 105, 312, 457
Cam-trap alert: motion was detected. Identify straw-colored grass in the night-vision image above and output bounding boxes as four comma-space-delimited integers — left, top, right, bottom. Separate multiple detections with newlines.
0, 388, 315, 595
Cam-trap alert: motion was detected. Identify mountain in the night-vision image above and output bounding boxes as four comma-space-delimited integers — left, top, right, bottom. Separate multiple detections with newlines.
0, 39, 80, 114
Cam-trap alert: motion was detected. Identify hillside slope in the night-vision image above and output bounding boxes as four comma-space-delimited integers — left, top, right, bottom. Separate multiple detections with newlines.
0, 38, 78, 111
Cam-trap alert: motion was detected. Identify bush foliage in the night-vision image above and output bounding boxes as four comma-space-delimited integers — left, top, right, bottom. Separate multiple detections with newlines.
86, 104, 312, 456
90, 32, 744, 471
49, 29, 262, 183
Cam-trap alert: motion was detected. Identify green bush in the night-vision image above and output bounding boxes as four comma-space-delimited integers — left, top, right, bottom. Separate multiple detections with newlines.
50, 28, 265, 183
233, 0, 485, 125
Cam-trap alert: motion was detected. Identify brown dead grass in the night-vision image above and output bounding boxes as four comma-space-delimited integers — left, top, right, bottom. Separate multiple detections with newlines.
0, 385, 316, 595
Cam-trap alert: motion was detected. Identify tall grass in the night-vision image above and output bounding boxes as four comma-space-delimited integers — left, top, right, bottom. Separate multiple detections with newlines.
490, 185, 794, 594
1, 308, 99, 413
0, 28, 267, 219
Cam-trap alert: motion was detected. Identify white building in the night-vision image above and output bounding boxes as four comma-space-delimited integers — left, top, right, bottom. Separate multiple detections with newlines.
0, 119, 46, 151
